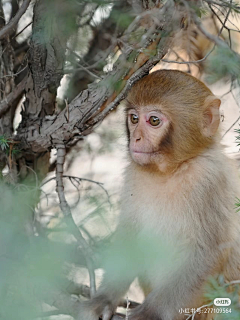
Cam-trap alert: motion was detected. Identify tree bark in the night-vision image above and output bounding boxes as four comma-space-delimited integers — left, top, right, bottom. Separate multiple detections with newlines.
17, 1, 181, 154
16, 0, 77, 182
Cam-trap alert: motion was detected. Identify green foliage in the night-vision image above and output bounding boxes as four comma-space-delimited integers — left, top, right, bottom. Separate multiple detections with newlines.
0, 135, 21, 157
102, 228, 177, 285
111, 9, 133, 29
32, 0, 79, 46
205, 47, 240, 84
205, 277, 240, 319
221, 1, 240, 14
0, 180, 92, 319
0, 135, 9, 151
188, 3, 208, 18
0, 183, 39, 319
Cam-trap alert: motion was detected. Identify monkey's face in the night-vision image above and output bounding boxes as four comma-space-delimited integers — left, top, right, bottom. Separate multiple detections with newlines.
126, 70, 221, 172
126, 105, 171, 168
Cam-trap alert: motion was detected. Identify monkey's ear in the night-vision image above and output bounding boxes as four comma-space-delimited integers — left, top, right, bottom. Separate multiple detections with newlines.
202, 96, 221, 137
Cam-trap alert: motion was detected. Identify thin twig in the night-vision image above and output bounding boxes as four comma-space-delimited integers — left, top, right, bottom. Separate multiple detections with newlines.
186, 302, 213, 320
13, 21, 32, 39
204, 0, 240, 10
221, 88, 232, 99
209, 4, 239, 33
161, 46, 215, 65
0, 64, 28, 79
66, 45, 102, 78
64, 65, 101, 80
42, 175, 107, 195
55, 144, 96, 296
222, 80, 240, 138
225, 279, 240, 286
218, 0, 232, 36
211, 3, 240, 31
42, 174, 111, 210
65, 99, 69, 122
170, 49, 191, 73
25, 165, 39, 189
42, 175, 104, 187
192, 12, 232, 49
222, 116, 240, 139
77, 284, 139, 309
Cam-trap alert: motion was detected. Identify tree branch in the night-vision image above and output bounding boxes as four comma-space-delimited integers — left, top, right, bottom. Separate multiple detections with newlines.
0, 0, 31, 40
75, 284, 140, 309
192, 9, 232, 49
55, 143, 96, 297
0, 76, 27, 117
17, 1, 179, 152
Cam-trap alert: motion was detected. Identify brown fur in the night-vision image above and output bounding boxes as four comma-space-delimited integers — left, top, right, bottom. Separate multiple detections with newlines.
127, 70, 221, 170
78, 70, 240, 320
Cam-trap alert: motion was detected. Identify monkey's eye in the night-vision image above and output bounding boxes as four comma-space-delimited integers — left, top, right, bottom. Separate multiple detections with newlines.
149, 116, 161, 126
130, 114, 139, 124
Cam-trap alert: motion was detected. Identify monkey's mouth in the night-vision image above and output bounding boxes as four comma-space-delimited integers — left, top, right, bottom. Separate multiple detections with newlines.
132, 150, 160, 155
131, 150, 161, 165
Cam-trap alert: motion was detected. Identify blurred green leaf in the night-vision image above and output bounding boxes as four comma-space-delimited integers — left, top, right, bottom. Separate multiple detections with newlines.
0, 135, 9, 151
205, 47, 240, 84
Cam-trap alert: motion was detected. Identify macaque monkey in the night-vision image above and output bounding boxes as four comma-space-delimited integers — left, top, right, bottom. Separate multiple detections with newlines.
78, 70, 240, 320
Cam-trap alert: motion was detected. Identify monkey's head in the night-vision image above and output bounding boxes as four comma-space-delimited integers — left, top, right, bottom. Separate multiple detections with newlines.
126, 70, 221, 173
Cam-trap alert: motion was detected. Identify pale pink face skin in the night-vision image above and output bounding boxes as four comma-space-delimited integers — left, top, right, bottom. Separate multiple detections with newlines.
127, 106, 170, 166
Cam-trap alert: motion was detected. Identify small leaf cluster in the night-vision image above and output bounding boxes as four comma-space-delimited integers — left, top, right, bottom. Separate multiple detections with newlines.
205, 47, 240, 84
0, 135, 9, 151
205, 276, 240, 319
0, 136, 20, 156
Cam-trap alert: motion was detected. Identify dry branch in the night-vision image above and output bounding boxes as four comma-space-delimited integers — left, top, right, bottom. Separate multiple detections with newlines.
20, 64, 158, 151
55, 144, 96, 297
17, 1, 179, 153
0, 76, 27, 117
0, 0, 31, 40
192, 7, 234, 50
76, 284, 140, 310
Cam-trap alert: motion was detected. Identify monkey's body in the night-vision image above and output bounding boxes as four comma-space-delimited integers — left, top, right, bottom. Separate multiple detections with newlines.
116, 149, 240, 319
78, 70, 240, 320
